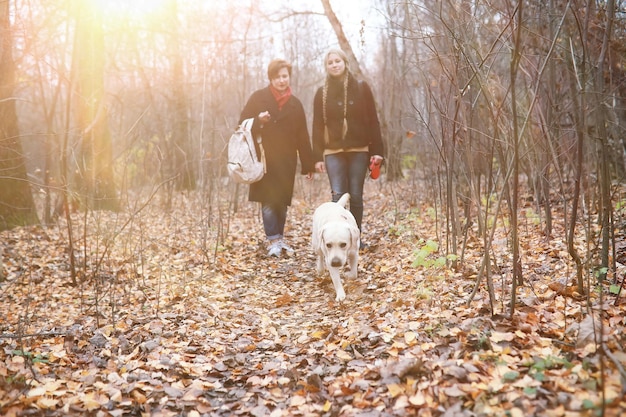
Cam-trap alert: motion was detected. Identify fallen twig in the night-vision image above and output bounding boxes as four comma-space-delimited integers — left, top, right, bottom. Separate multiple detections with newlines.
0, 331, 67, 339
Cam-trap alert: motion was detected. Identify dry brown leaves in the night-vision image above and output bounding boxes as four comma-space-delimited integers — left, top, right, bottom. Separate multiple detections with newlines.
0, 178, 625, 416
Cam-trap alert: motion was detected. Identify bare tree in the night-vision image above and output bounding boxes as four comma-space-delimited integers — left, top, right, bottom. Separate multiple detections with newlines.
0, 0, 39, 230
509, 0, 524, 315
593, 0, 616, 283
376, 1, 418, 182
565, 3, 589, 294
72, 0, 119, 211
167, 0, 196, 191
319, 0, 365, 80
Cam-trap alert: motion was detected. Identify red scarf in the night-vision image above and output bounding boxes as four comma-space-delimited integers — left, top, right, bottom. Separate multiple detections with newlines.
270, 85, 292, 110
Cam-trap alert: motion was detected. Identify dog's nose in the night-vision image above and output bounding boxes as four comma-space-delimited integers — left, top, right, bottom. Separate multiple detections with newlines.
331, 258, 342, 267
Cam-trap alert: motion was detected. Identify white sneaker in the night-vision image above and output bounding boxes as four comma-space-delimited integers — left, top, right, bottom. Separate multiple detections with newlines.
279, 239, 294, 255
267, 240, 282, 257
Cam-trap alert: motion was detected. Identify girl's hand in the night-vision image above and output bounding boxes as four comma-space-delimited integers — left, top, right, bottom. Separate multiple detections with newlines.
315, 161, 326, 173
370, 155, 383, 164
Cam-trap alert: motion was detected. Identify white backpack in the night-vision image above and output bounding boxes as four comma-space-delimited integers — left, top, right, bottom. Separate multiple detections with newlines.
227, 118, 266, 184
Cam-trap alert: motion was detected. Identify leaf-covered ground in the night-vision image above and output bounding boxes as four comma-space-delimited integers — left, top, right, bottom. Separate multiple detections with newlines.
1, 178, 625, 417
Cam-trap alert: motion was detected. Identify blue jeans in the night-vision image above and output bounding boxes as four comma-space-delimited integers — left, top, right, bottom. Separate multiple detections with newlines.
262, 203, 288, 240
324, 152, 369, 231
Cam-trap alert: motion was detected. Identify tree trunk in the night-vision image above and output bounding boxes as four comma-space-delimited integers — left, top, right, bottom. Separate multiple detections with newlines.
319, 0, 364, 80
593, 0, 615, 283
168, 0, 196, 191
0, 0, 39, 231
565, 5, 587, 294
509, 0, 524, 316
73, 1, 119, 211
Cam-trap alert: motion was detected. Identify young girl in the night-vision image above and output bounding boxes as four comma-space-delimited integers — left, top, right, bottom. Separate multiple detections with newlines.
312, 49, 384, 249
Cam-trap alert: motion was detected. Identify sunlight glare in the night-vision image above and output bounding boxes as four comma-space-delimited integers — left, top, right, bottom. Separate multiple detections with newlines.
90, 0, 169, 22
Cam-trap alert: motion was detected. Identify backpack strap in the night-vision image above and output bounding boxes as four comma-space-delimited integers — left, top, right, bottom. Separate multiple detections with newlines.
243, 118, 265, 172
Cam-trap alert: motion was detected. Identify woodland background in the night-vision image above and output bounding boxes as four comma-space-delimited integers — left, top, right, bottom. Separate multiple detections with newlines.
1, 0, 626, 416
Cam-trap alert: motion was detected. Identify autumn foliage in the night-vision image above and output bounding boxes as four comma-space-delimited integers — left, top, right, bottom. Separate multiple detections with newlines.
0, 178, 625, 417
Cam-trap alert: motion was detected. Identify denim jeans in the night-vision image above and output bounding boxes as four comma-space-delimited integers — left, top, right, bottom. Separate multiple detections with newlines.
262, 203, 288, 240
324, 152, 369, 231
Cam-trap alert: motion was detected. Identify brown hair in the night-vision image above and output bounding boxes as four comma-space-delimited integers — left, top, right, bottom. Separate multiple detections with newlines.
267, 59, 292, 80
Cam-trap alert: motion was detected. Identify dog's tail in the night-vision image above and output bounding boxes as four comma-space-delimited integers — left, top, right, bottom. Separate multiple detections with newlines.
336, 193, 350, 208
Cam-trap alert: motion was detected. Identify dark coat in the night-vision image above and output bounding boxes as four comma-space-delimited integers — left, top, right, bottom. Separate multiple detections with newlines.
239, 86, 314, 206
312, 74, 384, 162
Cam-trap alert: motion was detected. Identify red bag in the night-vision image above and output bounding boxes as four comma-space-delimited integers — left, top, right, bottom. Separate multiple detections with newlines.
369, 159, 381, 179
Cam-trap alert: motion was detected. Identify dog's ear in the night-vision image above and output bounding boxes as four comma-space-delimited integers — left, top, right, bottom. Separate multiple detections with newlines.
318, 226, 327, 251
349, 226, 360, 249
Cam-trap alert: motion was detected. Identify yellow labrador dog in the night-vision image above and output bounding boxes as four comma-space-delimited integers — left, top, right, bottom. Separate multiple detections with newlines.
312, 193, 360, 301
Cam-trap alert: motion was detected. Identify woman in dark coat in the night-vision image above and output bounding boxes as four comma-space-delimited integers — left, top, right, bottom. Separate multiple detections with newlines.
239, 59, 315, 257
312, 49, 384, 249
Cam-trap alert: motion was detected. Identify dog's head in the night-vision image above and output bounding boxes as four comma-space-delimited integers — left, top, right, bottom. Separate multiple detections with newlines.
320, 222, 359, 268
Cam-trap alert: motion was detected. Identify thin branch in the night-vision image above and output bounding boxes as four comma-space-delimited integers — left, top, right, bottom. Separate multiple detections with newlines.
0, 331, 67, 339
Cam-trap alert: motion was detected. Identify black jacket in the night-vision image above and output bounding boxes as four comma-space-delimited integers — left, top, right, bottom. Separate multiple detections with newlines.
239, 86, 314, 206
312, 74, 384, 162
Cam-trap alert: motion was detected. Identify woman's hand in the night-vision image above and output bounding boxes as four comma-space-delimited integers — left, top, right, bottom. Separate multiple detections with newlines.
315, 161, 326, 173
258, 111, 271, 124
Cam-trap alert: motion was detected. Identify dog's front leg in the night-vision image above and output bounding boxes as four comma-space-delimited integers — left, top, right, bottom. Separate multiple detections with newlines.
346, 252, 358, 279
315, 250, 325, 275
329, 268, 346, 302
